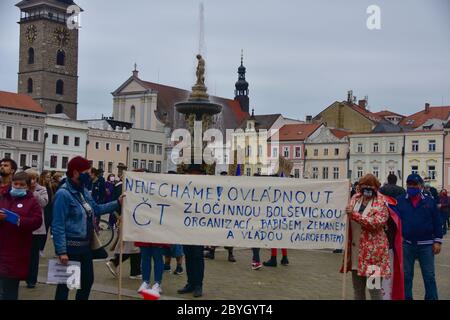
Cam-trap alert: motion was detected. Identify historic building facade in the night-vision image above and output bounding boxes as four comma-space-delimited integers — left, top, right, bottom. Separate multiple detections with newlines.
16, 0, 80, 119
129, 128, 166, 173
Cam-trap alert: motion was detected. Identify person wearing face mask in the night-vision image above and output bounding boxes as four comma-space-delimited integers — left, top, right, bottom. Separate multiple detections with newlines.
0, 158, 17, 196
394, 174, 442, 300
52, 156, 125, 300
0, 172, 42, 300
340, 174, 391, 300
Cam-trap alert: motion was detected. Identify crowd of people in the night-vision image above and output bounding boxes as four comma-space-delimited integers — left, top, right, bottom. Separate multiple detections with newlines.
0, 155, 447, 300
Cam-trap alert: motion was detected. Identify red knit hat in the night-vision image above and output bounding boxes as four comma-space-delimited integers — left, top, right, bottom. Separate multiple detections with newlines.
67, 156, 91, 178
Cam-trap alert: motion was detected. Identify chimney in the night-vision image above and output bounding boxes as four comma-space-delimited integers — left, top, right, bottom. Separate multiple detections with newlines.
306, 115, 312, 123
358, 99, 367, 109
347, 90, 353, 103
425, 103, 430, 114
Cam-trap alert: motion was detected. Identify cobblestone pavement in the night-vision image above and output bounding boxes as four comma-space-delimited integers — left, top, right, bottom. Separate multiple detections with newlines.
18, 237, 450, 300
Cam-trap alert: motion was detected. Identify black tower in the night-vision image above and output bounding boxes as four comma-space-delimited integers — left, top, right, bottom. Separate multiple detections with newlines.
234, 50, 249, 113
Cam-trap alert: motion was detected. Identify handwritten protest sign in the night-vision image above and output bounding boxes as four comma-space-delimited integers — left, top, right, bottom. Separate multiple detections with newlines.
122, 172, 349, 250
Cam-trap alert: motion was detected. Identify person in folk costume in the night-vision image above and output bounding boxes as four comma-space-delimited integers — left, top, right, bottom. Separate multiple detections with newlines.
340, 173, 404, 300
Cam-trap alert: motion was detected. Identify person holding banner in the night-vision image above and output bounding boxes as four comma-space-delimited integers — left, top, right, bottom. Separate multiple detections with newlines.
0, 172, 42, 300
341, 174, 391, 300
52, 156, 125, 300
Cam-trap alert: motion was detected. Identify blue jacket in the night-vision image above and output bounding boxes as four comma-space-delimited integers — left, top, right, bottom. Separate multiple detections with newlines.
395, 193, 443, 245
52, 180, 119, 255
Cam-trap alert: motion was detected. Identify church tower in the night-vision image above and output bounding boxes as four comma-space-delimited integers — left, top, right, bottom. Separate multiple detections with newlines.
16, 0, 80, 119
234, 50, 250, 113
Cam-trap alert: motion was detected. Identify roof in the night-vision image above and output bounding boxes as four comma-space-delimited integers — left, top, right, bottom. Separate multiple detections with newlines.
348, 102, 382, 123
330, 129, 351, 139
374, 110, 405, 118
16, 0, 76, 9
0, 91, 45, 114
277, 123, 323, 141
239, 114, 281, 131
400, 105, 450, 129
371, 120, 410, 133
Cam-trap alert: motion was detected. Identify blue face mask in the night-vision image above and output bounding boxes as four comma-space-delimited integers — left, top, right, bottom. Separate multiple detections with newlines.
79, 172, 91, 186
407, 187, 421, 197
10, 187, 27, 198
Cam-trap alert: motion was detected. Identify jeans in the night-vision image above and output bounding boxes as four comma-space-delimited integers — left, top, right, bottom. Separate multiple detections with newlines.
111, 254, 141, 277
0, 277, 20, 300
403, 242, 438, 300
252, 248, 260, 263
183, 245, 204, 289
140, 247, 164, 284
55, 251, 94, 300
27, 235, 41, 286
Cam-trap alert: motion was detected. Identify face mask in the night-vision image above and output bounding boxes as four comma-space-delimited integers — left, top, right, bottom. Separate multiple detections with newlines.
79, 172, 91, 186
407, 187, 421, 197
361, 188, 375, 198
10, 187, 27, 198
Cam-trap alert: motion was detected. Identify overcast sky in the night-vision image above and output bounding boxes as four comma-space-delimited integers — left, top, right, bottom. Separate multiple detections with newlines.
0, 0, 449, 120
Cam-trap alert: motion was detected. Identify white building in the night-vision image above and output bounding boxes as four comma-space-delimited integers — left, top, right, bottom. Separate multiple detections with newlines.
129, 128, 166, 173
44, 114, 88, 172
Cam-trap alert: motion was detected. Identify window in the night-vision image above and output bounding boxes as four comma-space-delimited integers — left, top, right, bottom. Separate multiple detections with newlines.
258, 145, 263, 157
156, 161, 162, 173
27, 78, 33, 93
4, 153, 11, 159
56, 50, 65, 66
63, 136, 69, 145
98, 161, 104, 171
323, 167, 329, 179
272, 147, 278, 158
6, 126, 12, 139
312, 167, 319, 179
411, 165, 418, 175
132, 159, 138, 169
373, 166, 379, 178
257, 167, 262, 175
50, 156, 57, 169
95, 142, 100, 150
333, 167, 339, 179
62, 157, 69, 169
373, 143, 379, 153
334, 148, 339, 156
14, 154, 25, 168
412, 140, 419, 152
149, 144, 155, 154
389, 142, 396, 153
313, 149, 318, 157
357, 143, 363, 153
142, 144, 147, 154
56, 80, 64, 95
283, 147, 289, 158
133, 143, 139, 153
106, 143, 110, 151
22, 128, 28, 141
246, 168, 251, 176
324, 148, 329, 156
429, 140, 436, 152
28, 48, 34, 64
108, 162, 113, 174
148, 161, 154, 172
140, 160, 146, 169
33, 129, 39, 142
130, 106, 136, 124
157, 145, 163, 155
295, 146, 301, 158
74, 137, 80, 147
31, 155, 38, 168
116, 144, 121, 152
55, 104, 64, 114
52, 134, 58, 144
428, 165, 436, 180
357, 167, 363, 178
294, 169, 300, 178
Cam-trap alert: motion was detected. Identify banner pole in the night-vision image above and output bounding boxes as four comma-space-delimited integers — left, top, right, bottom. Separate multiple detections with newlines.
342, 214, 350, 300
118, 174, 125, 301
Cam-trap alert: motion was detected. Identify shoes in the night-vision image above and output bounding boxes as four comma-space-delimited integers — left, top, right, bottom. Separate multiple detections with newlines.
252, 261, 262, 270
26, 283, 36, 289
228, 254, 236, 263
204, 251, 215, 260
178, 285, 194, 294
263, 257, 277, 267
333, 249, 343, 254
151, 282, 162, 294
130, 274, 143, 280
106, 261, 118, 278
163, 264, 171, 272
138, 282, 150, 293
193, 286, 203, 298
281, 256, 289, 266
173, 265, 184, 275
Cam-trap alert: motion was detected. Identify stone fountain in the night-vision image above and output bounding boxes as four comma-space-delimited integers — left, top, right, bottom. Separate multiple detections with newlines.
175, 54, 222, 174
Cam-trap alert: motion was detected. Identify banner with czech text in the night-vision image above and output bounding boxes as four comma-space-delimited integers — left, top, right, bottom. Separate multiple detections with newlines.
122, 172, 349, 250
